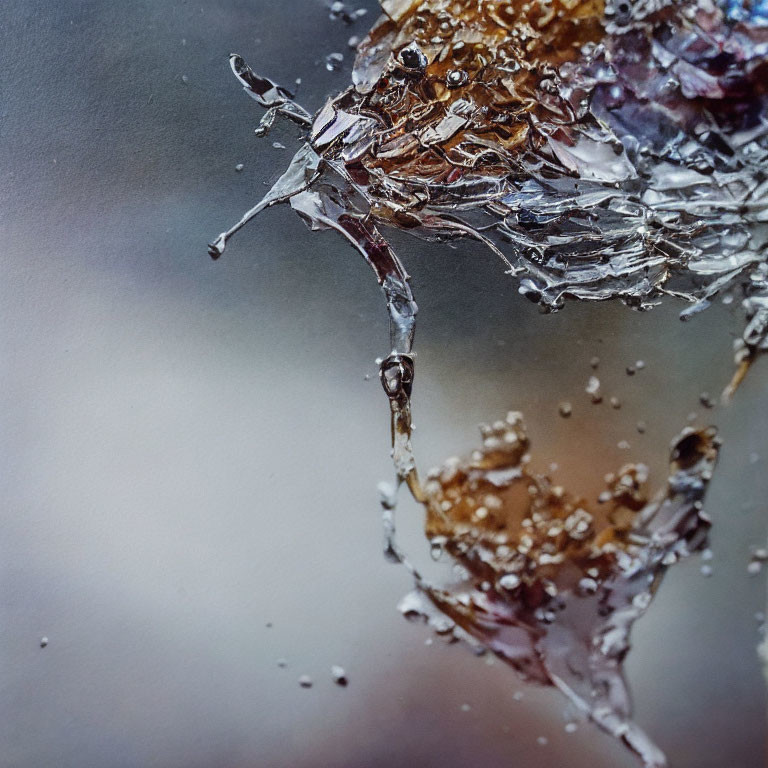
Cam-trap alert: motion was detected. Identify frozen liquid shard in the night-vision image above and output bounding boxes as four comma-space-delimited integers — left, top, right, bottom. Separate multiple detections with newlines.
397, 413, 720, 768
211, 0, 768, 405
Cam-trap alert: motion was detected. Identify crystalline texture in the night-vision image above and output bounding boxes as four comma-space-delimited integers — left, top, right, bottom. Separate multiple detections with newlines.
398, 413, 720, 767
211, 0, 768, 410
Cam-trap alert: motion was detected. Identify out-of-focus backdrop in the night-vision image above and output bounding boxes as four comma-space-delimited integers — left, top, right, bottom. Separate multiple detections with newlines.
1, 2, 766, 767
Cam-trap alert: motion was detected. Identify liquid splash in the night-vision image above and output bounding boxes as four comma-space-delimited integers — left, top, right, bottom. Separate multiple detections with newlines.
208, 3, 759, 765
395, 412, 720, 767
210, 0, 768, 412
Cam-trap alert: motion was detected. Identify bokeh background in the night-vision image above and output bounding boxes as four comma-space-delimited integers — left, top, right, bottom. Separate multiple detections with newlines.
1, 1, 766, 767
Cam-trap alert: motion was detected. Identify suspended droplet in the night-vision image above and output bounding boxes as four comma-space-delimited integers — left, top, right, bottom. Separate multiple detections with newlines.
331, 665, 348, 686
586, 376, 602, 403
325, 52, 344, 71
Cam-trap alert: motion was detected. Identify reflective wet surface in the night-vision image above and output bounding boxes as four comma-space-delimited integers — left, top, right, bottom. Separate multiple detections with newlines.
1, 2, 766, 767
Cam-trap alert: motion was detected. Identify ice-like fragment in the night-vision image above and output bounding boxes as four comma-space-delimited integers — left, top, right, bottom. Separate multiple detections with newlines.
212, 2, 768, 396
400, 415, 719, 767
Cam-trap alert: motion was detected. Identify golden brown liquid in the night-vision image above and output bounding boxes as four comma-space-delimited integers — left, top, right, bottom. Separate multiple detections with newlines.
357, 0, 606, 180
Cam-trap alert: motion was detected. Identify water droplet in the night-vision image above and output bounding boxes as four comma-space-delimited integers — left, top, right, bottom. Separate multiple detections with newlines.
565, 722, 578, 733
277, 658, 288, 668
699, 392, 715, 409
700, 564, 713, 577
460, 703, 472, 712
636, 421, 647, 434
298, 675, 313, 688
446, 69, 469, 88
325, 52, 344, 72
499, 573, 522, 591
610, 396, 621, 409
235, 163, 244, 172
585, 376, 602, 403
513, 691, 524, 701
558, 401, 572, 418
39, 636, 48, 649
272, 141, 286, 150
748, 548, 768, 575
331, 665, 348, 686
181, 74, 189, 84
399, 44, 427, 70
537, 736, 549, 746
590, 356, 600, 369
578, 577, 599, 595
626, 365, 636, 376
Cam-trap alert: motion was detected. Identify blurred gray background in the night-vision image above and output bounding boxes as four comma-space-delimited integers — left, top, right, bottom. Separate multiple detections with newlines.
1, 1, 766, 767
